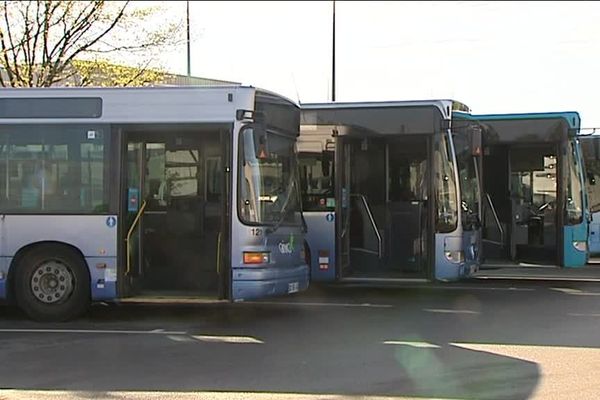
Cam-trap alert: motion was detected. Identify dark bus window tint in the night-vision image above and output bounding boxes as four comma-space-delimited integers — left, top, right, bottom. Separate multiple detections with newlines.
299, 151, 335, 211
0, 97, 102, 119
0, 125, 110, 213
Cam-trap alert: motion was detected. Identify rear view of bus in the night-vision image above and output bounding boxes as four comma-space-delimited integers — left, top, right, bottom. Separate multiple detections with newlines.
299, 100, 480, 282
0, 86, 309, 321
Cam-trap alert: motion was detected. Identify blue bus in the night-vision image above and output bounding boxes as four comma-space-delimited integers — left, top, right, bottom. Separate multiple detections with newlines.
0, 86, 309, 321
298, 100, 481, 282
580, 133, 600, 256
455, 112, 589, 268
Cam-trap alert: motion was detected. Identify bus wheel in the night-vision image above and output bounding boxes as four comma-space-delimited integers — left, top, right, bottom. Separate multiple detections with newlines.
15, 245, 90, 322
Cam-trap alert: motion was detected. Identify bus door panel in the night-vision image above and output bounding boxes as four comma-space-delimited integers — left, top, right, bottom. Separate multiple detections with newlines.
581, 136, 600, 256
336, 139, 352, 278
158, 133, 221, 294
509, 146, 558, 264
124, 130, 223, 296
124, 139, 145, 294
386, 136, 429, 275
481, 145, 511, 260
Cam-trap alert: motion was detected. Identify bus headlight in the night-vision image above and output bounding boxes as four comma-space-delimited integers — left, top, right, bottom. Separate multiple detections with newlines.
572, 241, 587, 252
444, 251, 464, 264
243, 252, 270, 264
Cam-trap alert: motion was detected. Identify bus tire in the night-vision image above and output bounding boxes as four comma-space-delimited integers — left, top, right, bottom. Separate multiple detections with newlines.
15, 245, 90, 322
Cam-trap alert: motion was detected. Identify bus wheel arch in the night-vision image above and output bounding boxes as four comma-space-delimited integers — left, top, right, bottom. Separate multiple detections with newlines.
11, 242, 91, 322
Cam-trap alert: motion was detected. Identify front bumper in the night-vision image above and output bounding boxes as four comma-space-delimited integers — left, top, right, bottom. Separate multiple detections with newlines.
232, 264, 309, 301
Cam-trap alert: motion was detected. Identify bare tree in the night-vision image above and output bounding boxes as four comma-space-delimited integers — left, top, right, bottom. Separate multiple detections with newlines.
0, 1, 184, 87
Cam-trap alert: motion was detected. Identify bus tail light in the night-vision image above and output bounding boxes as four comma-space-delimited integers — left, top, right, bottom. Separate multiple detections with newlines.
573, 241, 587, 252
444, 251, 464, 264
243, 252, 270, 264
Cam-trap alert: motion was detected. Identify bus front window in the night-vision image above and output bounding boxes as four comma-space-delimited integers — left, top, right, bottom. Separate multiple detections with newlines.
435, 132, 459, 233
239, 126, 302, 226
566, 139, 584, 225
453, 131, 481, 230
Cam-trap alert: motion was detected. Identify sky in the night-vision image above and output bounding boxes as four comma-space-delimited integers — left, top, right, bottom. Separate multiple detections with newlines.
150, 1, 600, 128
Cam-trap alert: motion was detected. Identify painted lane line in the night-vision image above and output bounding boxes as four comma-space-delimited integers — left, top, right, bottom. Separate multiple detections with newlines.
0, 328, 187, 335
424, 308, 480, 315
246, 301, 393, 308
550, 287, 600, 296
550, 287, 582, 294
383, 340, 440, 348
0, 390, 455, 400
477, 276, 600, 282
568, 313, 600, 317
191, 335, 264, 344
166, 335, 198, 343
414, 286, 535, 291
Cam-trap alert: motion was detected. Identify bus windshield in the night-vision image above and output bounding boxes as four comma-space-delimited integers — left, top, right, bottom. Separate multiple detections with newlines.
239, 125, 302, 226
435, 132, 459, 233
453, 131, 481, 228
566, 139, 584, 224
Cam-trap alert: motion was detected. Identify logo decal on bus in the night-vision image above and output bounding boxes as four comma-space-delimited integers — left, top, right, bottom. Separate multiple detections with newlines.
278, 234, 296, 254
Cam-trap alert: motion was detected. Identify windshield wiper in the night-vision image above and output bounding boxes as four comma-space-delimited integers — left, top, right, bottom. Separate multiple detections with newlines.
267, 178, 297, 234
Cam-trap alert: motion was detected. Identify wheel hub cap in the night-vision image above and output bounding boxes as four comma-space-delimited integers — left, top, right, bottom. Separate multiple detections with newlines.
31, 261, 74, 304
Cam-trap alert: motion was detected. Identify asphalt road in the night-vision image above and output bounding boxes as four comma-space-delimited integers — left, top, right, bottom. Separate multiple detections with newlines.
1, 279, 600, 400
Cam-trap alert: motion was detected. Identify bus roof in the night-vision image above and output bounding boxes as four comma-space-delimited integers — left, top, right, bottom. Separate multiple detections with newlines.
302, 99, 469, 117
301, 99, 470, 137
453, 111, 581, 143
0, 85, 299, 124
454, 111, 581, 129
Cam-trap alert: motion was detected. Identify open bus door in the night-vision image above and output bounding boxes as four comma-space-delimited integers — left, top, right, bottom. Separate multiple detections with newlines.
121, 128, 228, 299
580, 135, 600, 256
336, 138, 352, 279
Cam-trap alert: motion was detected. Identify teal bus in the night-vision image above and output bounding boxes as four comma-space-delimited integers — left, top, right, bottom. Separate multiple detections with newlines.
455, 112, 588, 268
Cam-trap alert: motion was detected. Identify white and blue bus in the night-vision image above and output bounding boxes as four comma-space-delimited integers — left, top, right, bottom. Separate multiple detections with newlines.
455, 112, 589, 268
0, 86, 309, 321
298, 100, 481, 282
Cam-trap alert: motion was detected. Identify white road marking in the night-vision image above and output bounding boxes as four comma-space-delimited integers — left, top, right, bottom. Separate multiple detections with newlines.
550, 287, 600, 296
191, 335, 264, 344
413, 285, 535, 291
340, 277, 429, 284
0, 390, 443, 400
0, 329, 267, 345
477, 275, 600, 282
568, 313, 600, 317
450, 342, 600, 399
0, 328, 187, 335
247, 301, 393, 308
424, 308, 480, 315
550, 287, 582, 294
383, 340, 440, 348
166, 335, 197, 343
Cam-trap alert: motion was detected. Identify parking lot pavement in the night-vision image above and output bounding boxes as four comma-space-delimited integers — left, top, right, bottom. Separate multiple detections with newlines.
1, 280, 600, 399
